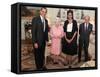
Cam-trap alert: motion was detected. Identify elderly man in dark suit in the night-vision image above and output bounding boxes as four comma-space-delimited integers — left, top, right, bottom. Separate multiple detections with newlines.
78, 16, 93, 63
32, 7, 49, 70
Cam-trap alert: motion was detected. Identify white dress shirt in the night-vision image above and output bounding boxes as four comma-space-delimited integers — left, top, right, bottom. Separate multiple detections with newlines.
40, 15, 45, 32
84, 23, 88, 30
67, 23, 73, 32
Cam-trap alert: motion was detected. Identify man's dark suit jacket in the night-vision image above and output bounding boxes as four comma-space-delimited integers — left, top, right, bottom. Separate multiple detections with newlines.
79, 23, 93, 44
32, 16, 49, 47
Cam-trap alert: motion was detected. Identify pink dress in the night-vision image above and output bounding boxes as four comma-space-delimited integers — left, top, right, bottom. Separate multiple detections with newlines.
50, 25, 64, 55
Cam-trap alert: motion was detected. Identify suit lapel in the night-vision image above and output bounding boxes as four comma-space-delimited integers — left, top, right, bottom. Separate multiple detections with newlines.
83, 23, 85, 31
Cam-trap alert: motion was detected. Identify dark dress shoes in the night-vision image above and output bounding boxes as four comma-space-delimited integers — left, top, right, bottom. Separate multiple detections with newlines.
42, 66, 47, 70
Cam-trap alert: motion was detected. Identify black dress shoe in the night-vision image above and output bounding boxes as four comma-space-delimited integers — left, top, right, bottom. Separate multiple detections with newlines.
69, 65, 72, 68
36, 68, 43, 71
42, 66, 47, 70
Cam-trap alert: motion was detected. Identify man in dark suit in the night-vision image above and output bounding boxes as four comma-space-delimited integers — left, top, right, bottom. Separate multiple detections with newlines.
32, 7, 49, 70
78, 16, 93, 63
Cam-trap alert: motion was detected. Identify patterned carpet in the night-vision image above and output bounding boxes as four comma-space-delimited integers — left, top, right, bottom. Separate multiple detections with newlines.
21, 43, 95, 71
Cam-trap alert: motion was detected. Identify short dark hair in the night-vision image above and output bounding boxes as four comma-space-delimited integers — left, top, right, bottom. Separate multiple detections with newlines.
40, 7, 47, 12
67, 10, 74, 19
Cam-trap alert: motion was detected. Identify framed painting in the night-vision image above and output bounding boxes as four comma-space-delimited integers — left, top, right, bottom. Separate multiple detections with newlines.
11, 2, 98, 74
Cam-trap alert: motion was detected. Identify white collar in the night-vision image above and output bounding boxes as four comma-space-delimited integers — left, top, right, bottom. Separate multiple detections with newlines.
40, 15, 44, 21
85, 23, 89, 25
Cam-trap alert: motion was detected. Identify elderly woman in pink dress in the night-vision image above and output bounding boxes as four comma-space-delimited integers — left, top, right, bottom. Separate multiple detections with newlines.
50, 17, 66, 65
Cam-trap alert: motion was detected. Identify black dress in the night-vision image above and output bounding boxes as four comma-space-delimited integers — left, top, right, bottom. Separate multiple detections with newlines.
62, 20, 78, 55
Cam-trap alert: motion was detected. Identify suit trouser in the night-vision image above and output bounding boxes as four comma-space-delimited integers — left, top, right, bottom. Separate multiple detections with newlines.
34, 43, 46, 70
78, 39, 89, 62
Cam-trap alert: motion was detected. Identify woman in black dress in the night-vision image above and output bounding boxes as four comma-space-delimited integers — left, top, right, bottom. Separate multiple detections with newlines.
62, 10, 78, 67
